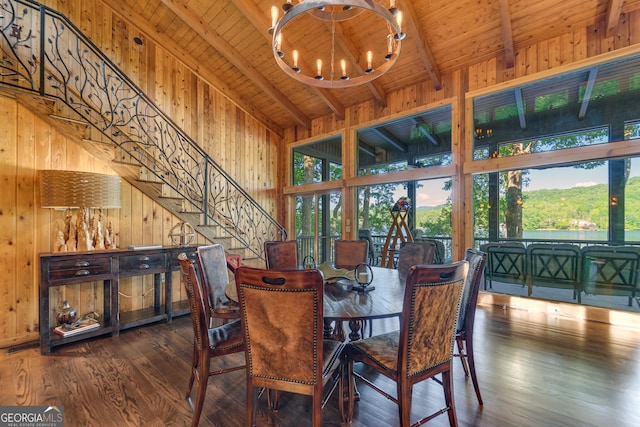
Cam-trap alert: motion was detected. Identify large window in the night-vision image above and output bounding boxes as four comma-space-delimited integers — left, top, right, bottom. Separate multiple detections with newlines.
473, 54, 640, 160
292, 135, 342, 185
357, 177, 453, 262
357, 106, 452, 175
295, 191, 341, 265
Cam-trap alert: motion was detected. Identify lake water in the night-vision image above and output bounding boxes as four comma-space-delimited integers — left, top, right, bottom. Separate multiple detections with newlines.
523, 230, 640, 242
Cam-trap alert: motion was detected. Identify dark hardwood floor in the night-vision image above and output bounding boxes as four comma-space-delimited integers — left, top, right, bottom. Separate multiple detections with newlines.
2, 304, 640, 427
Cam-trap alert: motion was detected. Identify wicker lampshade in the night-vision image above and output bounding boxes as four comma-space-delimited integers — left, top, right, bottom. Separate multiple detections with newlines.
38, 170, 121, 209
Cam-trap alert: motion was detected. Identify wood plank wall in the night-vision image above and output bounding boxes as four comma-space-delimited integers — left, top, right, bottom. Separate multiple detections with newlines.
0, 1, 279, 347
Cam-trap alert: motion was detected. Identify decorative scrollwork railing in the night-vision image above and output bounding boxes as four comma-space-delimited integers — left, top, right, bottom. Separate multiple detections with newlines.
0, 0, 286, 258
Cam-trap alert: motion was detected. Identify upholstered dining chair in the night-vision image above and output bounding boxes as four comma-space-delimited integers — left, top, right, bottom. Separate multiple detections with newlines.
455, 248, 487, 405
264, 240, 299, 269
234, 266, 346, 427
346, 261, 469, 427
196, 244, 240, 324
334, 239, 368, 270
396, 241, 437, 277
179, 254, 245, 427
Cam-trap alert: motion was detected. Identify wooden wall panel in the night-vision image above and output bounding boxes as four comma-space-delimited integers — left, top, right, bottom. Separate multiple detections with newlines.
0, 96, 200, 347
0, 97, 18, 343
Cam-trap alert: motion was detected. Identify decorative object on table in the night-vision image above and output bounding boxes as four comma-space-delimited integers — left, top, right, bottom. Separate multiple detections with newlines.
352, 263, 375, 292
380, 201, 413, 268
53, 310, 100, 337
317, 261, 355, 282
55, 300, 77, 325
53, 311, 100, 337
268, 0, 405, 89
38, 170, 121, 253
303, 255, 316, 269
168, 221, 196, 246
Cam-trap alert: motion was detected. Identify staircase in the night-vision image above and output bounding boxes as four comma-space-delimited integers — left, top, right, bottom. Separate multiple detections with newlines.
0, 0, 285, 262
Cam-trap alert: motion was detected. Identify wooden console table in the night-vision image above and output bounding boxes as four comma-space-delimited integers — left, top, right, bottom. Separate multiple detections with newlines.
39, 246, 198, 354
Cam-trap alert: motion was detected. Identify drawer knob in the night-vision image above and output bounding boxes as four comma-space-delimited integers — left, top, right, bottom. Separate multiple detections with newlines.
75, 270, 90, 276
138, 264, 150, 269
75, 261, 90, 267
138, 256, 150, 261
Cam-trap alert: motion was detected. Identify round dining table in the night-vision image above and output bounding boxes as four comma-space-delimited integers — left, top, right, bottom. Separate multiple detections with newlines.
323, 266, 405, 341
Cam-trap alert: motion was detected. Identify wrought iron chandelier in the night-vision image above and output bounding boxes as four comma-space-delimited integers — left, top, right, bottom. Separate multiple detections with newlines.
269, 0, 405, 89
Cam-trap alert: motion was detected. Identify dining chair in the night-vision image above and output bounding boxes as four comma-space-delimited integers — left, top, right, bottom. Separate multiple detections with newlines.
358, 229, 382, 266
396, 241, 437, 277
334, 239, 368, 270
264, 240, 299, 269
455, 248, 487, 405
196, 244, 240, 324
346, 261, 469, 427
179, 254, 245, 427
234, 266, 346, 427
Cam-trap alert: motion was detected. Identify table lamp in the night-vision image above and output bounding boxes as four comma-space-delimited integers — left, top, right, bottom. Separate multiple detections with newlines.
38, 170, 121, 252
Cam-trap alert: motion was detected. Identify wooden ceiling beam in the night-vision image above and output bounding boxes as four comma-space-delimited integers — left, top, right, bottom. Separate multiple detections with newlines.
160, 0, 311, 130
230, 0, 345, 120
498, 0, 515, 69
401, 0, 442, 90
606, 0, 624, 35
101, 1, 284, 137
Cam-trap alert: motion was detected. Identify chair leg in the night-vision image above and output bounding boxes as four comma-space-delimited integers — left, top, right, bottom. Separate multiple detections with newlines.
346, 356, 354, 423
442, 369, 458, 427
465, 337, 483, 405
185, 343, 197, 400
455, 336, 470, 377
397, 380, 412, 427
191, 352, 210, 427
312, 391, 323, 427
247, 385, 258, 427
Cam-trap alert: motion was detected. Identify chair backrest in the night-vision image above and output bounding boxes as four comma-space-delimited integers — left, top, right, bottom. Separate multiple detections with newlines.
179, 253, 209, 352
526, 243, 581, 287
396, 242, 436, 276
196, 244, 230, 314
334, 239, 368, 270
397, 261, 468, 379
234, 266, 325, 395
458, 249, 487, 334
483, 242, 527, 284
358, 229, 377, 262
580, 245, 640, 296
264, 240, 299, 269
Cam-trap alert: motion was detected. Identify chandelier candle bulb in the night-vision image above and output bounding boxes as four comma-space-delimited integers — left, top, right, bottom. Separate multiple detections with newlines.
276, 32, 284, 57
395, 11, 406, 40
340, 59, 349, 80
316, 59, 323, 80
292, 49, 300, 72
365, 50, 373, 73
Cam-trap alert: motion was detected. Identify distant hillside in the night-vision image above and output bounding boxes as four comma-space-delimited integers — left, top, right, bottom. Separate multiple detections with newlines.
414, 176, 640, 231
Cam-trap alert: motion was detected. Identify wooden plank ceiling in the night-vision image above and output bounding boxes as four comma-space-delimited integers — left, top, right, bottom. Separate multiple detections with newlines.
103, 0, 640, 135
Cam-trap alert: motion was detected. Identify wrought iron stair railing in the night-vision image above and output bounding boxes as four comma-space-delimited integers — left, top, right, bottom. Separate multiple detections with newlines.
0, 0, 285, 259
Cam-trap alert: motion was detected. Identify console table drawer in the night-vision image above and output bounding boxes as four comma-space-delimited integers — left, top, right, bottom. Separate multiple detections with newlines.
120, 253, 167, 274
168, 248, 197, 268
46, 256, 112, 281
